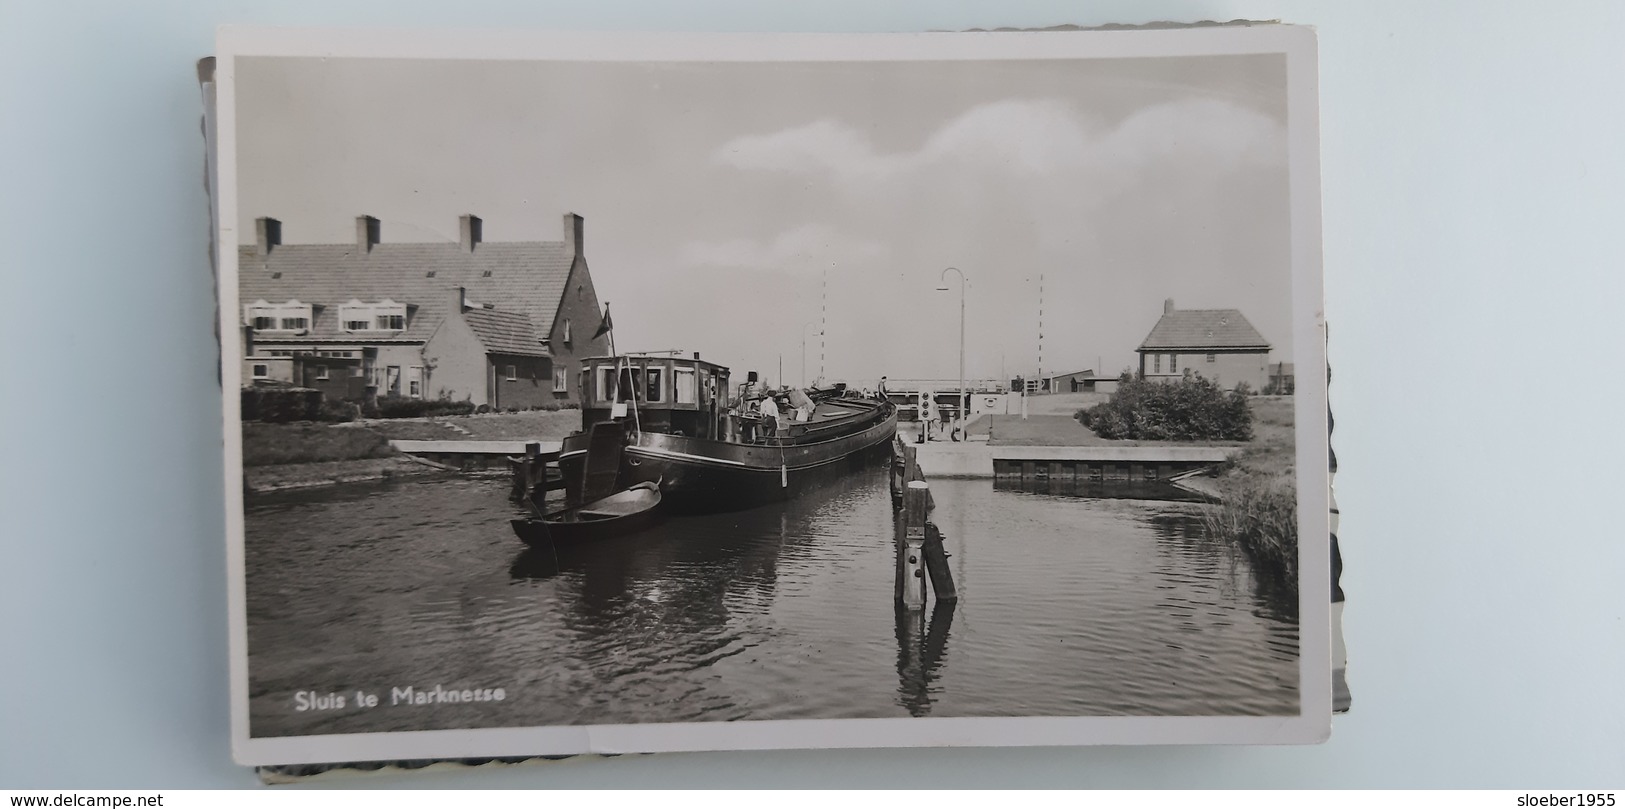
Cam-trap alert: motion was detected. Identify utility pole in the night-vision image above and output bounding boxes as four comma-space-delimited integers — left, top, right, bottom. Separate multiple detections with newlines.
937, 267, 967, 432
1038, 271, 1045, 391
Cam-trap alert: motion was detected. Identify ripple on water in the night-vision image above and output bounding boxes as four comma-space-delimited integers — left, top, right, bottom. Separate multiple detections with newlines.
244, 467, 1298, 735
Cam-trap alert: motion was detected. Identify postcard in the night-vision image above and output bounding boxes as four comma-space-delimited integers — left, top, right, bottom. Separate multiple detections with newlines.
214, 24, 1330, 766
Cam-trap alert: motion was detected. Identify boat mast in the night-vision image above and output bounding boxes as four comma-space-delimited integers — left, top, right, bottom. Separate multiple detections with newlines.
603, 303, 639, 439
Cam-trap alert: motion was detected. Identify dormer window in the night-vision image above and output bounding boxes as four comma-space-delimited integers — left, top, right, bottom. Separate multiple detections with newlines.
339, 299, 408, 333
243, 300, 312, 334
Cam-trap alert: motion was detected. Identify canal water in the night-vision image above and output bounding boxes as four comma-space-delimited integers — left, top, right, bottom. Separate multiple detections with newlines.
245, 468, 1298, 738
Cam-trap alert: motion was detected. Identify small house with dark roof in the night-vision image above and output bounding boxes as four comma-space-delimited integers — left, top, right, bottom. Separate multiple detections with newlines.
1136, 298, 1271, 391
1042, 369, 1120, 394
238, 212, 609, 408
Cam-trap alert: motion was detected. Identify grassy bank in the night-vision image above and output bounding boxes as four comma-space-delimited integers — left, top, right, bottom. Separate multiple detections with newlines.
242, 410, 586, 466
243, 457, 443, 493
242, 423, 395, 467
362, 410, 583, 442
1201, 396, 1299, 591
1025, 392, 1299, 590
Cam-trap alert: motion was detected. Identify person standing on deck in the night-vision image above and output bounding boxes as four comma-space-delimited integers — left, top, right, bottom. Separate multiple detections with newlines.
757, 394, 781, 441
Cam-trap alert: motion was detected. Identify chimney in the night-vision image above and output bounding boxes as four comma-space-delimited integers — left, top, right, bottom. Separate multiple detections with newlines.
356, 215, 380, 253
459, 214, 482, 252
1164, 298, 1175, 315
454, 286, 468, 312
254, 217, 281, 256
562, 212, 584, 259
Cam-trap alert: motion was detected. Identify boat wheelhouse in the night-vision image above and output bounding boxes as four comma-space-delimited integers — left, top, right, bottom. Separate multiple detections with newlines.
578, 352, 732, 440
552, 353, 898, 514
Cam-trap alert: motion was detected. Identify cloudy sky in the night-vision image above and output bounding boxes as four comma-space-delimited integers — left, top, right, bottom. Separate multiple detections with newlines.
236, 53, 1293, 386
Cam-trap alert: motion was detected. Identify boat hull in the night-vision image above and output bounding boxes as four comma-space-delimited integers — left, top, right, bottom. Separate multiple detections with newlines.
559, 401, 897, 514
510, 482, 664, 546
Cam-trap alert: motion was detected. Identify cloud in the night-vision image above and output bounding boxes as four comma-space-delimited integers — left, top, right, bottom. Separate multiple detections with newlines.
690, 96, 1294, 381
675, 223, 885, 271
712, 97, 1284, 186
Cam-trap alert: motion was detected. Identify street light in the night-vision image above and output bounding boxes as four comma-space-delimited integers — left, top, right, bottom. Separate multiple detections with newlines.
801, 321, 822, 388
937, 267, 967, 437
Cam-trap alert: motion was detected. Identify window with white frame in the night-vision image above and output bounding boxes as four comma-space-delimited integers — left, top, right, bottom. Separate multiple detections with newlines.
553, 368, 568, 393
315, 365, 329, 381
505, 364, 517, 381
562, 319, 572, 345
675, 369, 697, 404
338, 299, 408, 333
251, 364, 269, 379
243, 300, 312, 334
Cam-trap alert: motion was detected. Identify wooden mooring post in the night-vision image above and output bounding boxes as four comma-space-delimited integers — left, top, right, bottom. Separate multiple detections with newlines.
922, 523, 956, 602
893, 442, 957, 609
901, 480, 929, 610
509, 442, 546, 507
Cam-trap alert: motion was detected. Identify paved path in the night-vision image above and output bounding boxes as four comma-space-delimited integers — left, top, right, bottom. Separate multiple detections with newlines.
389, 439, 561, 456
908, 439, 1237, 478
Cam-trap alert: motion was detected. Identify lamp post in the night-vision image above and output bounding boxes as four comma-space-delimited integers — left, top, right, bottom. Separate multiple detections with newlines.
936, 267, 967, 435
801, 321, 822, 388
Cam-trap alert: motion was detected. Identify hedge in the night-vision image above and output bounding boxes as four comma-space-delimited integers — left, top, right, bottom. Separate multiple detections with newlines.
241, 386, 324, 423
371, 395, 477, 419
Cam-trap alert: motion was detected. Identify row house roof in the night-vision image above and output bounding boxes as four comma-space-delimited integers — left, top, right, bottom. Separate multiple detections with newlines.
238, 214, 584, 356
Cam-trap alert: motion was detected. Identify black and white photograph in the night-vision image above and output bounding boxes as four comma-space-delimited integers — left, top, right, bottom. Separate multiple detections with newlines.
216, 26, 1329, 764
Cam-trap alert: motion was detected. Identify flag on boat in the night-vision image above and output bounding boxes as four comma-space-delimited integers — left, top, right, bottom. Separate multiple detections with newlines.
594, 304, 613, 339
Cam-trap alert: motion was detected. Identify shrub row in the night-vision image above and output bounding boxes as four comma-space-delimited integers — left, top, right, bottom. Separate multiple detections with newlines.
480, 401, 581, 414
370, 395, 477, 419
241, 387, 325, 423
1077, 373, 1253, 442
244, 387, 582, 423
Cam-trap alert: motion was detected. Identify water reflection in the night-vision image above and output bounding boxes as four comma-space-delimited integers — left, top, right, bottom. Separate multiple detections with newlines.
994, 475, 1215, 502
894, 601, 956, 717
244, 465, 1299, 737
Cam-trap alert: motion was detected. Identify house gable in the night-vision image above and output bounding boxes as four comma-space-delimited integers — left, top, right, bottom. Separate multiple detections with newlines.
1138, 308, 1271, 352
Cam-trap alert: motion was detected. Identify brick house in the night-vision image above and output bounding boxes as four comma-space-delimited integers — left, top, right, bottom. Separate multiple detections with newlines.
238, 212, 609, 408
1136, 299, 1271, 391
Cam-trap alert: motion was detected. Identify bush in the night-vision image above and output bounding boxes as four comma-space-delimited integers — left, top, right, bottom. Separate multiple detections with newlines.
317, 399, 359, 423
242, 386, 324, 423
1077, 372, 1253, 441
374, 395, 476, 419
